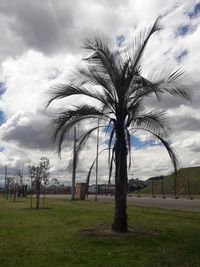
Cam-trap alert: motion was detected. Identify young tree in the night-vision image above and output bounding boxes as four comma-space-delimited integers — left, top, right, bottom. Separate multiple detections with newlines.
16, 169, 23, 197
6, 177, 15, 201
28, 157, 50, 209
28, 165, 35, 209
40, 157, 50, 208
47, 19, 191, 232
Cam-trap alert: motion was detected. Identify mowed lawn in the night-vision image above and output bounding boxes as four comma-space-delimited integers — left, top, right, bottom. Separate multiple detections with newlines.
0, 195, 200, 267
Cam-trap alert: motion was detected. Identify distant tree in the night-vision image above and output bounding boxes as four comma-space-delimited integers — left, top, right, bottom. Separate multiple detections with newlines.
16, 169, 23, 197
28, 165, 35, 209
6, 177, 15, 201
47, 18, 191, 232
50, 178, 60, 194
40, 157, 50, 208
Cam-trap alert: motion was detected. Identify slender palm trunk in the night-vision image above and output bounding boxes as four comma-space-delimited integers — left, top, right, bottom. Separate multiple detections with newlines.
112, 120, 128, 232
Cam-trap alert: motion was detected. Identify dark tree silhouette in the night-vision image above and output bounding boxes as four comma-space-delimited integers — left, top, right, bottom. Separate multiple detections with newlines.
47, 18, 191, 232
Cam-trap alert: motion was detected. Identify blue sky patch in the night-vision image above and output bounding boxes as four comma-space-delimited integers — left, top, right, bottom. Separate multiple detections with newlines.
0, 146, 5, 152
188, 2, 200, 18
176, 24, 191, 36
0, 81, 6, 96
132, 136, 160, 149
0, 111, 5, 125
104, 127, 160, 149
176, 49, 188, 63
116, 35, 125, 47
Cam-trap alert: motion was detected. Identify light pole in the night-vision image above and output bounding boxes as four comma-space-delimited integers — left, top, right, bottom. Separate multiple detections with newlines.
95, 118, 100, 202
71, 126, 77, 200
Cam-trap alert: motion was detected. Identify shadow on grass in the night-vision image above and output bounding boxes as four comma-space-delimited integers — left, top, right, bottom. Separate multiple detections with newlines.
79, 224, 158, 238
22, 207, 52, 210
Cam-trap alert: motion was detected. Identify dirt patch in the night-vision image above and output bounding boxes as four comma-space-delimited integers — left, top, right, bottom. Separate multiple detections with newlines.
79, 225, 157, 238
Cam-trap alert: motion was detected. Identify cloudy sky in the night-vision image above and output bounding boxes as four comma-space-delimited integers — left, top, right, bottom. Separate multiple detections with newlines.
0, 0, 200, 185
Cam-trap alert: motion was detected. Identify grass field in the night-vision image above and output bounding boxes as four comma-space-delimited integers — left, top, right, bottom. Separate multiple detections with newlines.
0, 195, 200, 267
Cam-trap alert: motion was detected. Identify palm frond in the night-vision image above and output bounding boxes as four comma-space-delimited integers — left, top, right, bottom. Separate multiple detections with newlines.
76, 65, 116, 99
127, 74, 162, 102
85, 147, 110, 194
51, 105, 109, 155
46, 83, 113, 110
130, 17, 161, 71
130, 110, 168, 137
75, 125, 106, 155
156, 68, 191, 101
82, 33, 120, 87
76, 66, 117, 112
130, 128, 179, 175
153, 133, 179, 175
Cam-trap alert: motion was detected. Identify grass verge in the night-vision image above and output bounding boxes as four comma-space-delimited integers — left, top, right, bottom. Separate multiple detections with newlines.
0, 195, 200, 267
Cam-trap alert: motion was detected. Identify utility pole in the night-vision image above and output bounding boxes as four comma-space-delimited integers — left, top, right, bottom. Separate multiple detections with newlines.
71, 126, 77, 200
95, 118, 100, 202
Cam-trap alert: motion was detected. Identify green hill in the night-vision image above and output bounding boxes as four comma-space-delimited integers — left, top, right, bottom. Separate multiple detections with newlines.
140, 166, 200, 196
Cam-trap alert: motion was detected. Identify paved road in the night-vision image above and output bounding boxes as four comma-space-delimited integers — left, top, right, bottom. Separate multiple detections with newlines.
45, 194, 200, 212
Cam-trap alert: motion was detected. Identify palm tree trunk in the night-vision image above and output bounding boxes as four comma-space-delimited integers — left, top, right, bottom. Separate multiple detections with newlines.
112, 122, 128, 233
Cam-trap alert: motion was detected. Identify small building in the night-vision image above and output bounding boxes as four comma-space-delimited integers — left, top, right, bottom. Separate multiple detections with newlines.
75, 183, 87, 200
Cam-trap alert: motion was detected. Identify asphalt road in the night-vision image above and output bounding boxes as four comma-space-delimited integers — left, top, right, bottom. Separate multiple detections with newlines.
45, 194, 200, 212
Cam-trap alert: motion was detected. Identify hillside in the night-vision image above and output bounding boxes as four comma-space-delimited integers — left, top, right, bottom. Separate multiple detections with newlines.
139, 166, 200, 196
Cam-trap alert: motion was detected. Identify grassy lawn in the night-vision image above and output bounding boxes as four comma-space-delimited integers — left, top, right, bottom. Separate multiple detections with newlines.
0, 195, 200, 267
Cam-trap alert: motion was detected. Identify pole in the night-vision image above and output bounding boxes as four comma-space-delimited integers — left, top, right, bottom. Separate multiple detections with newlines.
95, 118, 100, 201
71, 126, 76, 200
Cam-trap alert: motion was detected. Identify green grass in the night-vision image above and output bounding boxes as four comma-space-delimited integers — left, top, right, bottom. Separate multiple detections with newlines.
0, 195, 200, 267
140, 166, 200, 196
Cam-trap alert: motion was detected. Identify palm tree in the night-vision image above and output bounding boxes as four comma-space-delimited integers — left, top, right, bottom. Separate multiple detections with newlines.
47, 18, 191, 232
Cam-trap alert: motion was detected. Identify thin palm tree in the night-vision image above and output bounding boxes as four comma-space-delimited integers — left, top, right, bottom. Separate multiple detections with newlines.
47, 18, 191, 232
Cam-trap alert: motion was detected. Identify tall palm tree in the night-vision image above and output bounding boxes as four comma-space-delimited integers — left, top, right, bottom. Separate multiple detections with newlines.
47, 18, 191, 232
